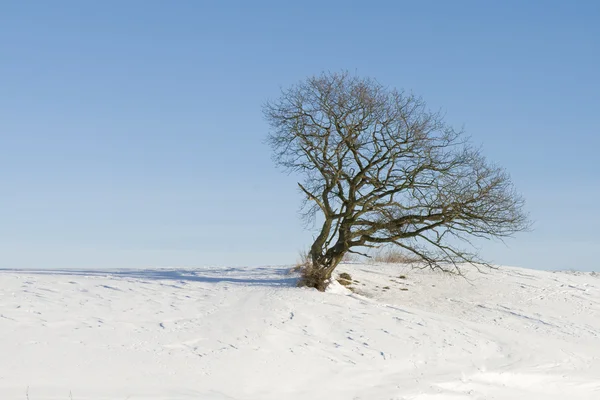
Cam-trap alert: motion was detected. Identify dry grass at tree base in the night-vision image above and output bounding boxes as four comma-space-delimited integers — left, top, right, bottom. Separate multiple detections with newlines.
292, 249, 418, 290
292, 252, 329, 290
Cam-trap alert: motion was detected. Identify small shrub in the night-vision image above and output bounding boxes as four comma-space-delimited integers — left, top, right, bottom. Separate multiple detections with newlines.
373, 248, 419, 264
294, 251, 326, 290
400, 288, 409, 291
339, 272, 352, 280
383, 286, 390, 290
398, 275, 407, 279
297, 264, 327, 290
336, 278, 352, 286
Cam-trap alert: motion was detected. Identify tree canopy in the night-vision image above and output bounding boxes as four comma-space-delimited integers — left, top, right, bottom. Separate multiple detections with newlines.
264, 72, 530, 290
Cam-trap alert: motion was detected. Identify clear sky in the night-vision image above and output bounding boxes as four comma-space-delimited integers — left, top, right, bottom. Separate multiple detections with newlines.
1, 1, 598, 271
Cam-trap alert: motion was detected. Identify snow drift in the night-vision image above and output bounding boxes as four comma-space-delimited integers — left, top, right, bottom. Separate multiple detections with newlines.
1, 263, 599, 399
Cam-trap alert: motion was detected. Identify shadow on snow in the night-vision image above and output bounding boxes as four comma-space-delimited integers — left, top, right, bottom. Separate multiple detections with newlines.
0, 266, 299, 287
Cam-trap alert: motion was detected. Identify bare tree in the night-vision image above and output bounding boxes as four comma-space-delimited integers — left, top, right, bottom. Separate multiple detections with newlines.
264, 72, 530, 290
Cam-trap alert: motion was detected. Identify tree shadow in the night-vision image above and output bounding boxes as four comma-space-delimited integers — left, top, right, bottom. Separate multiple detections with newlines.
0, 266, 299, 287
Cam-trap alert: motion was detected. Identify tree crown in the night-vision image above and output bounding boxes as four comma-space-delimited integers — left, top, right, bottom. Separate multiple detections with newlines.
264, 72, 530, 275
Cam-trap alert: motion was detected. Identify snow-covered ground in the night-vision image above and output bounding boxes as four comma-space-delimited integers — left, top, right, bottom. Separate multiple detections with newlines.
1, 263, 599, 399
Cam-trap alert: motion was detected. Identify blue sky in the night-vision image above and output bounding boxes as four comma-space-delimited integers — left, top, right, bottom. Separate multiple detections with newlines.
1, 1, 598, 271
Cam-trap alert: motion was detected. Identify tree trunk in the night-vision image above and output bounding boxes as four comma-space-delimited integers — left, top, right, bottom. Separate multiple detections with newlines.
302, 248, 345, 291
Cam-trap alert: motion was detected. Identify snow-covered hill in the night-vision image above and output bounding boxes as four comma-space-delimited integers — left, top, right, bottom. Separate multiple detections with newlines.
1, 263, 599, 399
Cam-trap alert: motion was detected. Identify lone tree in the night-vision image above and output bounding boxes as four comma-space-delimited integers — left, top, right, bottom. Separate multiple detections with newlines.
264, 72, 530, 290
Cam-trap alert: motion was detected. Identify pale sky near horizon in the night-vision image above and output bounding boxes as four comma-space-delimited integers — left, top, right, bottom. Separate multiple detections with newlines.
1, 1, 598, 271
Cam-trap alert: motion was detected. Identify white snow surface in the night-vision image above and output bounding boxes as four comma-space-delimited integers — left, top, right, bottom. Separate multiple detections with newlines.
1, 263, 599, 399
